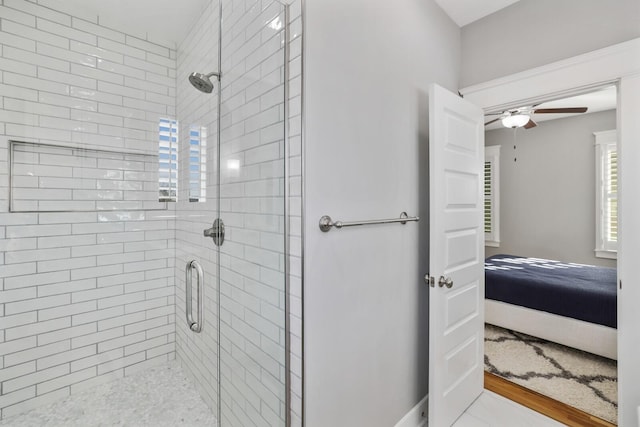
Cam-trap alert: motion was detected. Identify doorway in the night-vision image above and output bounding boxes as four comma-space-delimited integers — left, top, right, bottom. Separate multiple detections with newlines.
458, 38, 640, 426
481, 86, 618, 424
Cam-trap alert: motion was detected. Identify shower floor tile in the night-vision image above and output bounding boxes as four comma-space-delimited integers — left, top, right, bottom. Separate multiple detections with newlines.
0, 361, 217, 427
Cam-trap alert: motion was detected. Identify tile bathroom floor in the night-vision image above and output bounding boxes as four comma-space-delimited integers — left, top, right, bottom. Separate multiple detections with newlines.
0, 363, 564, 427
0, 361, 216, 427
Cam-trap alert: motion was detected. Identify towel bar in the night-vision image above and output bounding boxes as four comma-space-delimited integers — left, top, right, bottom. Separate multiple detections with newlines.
318, 212, 419, 232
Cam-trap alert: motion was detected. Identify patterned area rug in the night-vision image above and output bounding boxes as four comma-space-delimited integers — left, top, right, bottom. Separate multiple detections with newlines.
484, 324, 618, 424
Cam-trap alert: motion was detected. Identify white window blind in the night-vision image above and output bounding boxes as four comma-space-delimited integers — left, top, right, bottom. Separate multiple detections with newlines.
159, 118, 178, 202
484, 145, 500, 247
189, 125, 207, 202
595, 130, 617, 258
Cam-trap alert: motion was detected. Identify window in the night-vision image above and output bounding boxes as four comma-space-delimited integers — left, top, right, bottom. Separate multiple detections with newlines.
595, 130, 618, 259
484, 145, 500, 247
159, 118, 178, 202
189, 125, 207, 202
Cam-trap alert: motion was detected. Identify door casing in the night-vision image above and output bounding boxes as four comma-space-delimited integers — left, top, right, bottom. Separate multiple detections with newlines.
460, 37, 640, 427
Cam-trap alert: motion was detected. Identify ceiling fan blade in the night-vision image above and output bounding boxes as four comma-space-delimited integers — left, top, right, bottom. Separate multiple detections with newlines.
485, 118, 501, 126
533, 107, 588, 114
524, 119, 537, 129
485, 111, 504, 116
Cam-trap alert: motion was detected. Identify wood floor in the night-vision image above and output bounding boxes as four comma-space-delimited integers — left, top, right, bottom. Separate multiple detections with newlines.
485, 372, 616, 427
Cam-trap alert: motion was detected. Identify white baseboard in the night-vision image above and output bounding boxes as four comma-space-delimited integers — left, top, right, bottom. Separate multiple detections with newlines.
394, 394, 428, 427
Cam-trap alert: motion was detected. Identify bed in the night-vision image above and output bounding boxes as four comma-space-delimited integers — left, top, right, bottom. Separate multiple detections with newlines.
485, 254, 618, 360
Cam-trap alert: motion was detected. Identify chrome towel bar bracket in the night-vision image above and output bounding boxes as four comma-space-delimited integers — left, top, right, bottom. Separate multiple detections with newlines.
319, 211, 419, 232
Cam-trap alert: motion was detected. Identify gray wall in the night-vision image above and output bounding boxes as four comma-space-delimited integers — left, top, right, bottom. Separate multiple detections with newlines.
304, 0, 460, 425
460, 0, 640, 87
485, 110, 616, 268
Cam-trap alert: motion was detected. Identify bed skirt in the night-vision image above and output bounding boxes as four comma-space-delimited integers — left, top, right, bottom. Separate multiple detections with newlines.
486, 299, 617, 360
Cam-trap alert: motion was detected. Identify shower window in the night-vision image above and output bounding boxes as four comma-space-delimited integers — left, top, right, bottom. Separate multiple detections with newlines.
189, 125, 207, 202
159, 118, 179, 202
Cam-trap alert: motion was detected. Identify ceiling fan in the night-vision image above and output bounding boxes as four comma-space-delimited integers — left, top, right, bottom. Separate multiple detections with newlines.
485, 105, 588, 129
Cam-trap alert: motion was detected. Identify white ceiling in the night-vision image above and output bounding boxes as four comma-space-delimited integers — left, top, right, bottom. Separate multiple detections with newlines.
434, 0, 521, 27
59, 0, 209, 45
485, 85, 617, 131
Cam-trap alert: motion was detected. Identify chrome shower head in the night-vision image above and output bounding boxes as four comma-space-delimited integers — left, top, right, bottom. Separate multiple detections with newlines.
189, 71, 219, 93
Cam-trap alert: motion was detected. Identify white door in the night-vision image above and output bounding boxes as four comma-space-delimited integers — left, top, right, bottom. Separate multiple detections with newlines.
428, 83, 485, 426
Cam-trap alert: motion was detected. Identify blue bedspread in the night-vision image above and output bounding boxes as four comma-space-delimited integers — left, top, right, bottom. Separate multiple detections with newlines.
485, 254, 617, 328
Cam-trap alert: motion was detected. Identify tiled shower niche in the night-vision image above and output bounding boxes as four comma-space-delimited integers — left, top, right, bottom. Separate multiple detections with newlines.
9, 141, 165, 212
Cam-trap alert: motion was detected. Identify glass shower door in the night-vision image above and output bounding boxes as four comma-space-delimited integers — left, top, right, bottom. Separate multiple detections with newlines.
174, 0, 222, 423
217, 0, 288, 425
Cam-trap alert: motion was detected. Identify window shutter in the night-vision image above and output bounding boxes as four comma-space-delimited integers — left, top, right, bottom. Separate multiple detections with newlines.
484, 161, 492, 233
606, 148, 617, 242
159, 118, 178, 202
189, 126, 207, 202
594, 130, 617, 258
484, 145, 500, 246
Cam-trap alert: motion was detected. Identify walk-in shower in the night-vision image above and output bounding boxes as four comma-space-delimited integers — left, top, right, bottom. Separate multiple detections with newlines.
0, 0, 295, 425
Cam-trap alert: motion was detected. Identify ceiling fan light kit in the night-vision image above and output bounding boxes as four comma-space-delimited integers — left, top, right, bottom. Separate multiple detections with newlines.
485, 105, 589, 130
501, 113, 530, 128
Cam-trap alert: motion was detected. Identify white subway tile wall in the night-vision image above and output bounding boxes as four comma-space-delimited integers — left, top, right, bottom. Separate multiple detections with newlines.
0, 0, 177, 419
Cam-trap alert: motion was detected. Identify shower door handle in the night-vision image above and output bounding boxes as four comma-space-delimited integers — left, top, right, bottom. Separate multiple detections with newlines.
185, 260, 204, 333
